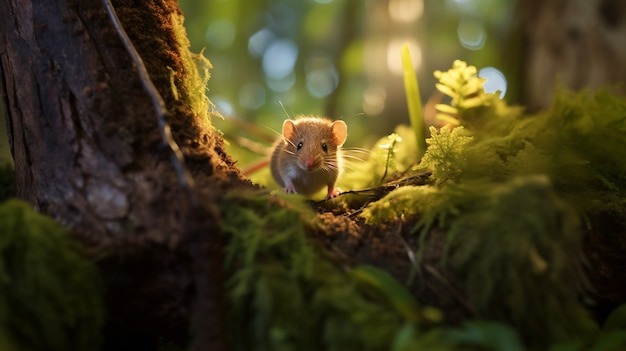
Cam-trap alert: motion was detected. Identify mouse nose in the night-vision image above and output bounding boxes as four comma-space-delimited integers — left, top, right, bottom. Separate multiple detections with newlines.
304, 158, 315, 170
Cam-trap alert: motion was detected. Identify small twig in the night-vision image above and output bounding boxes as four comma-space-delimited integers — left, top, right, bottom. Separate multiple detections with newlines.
323, 172, 432, 201
102, 0, 195, 199
234, 136, 272, 156
394, 223, 419, 285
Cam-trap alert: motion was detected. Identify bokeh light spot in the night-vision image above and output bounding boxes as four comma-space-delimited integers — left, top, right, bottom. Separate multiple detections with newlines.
479, 67, 507, 98
266, 72, 296, 92
204, 19, 236, 50
388, 0, 423, 23
362, 85, 387, 116
457, 19, 486, 50
262, 39, 299, 80
211, 95, 234, 116
248, 29, 275, 58
239, 82, 266, 110
387, 39, 421, 75
305, 57, 338, 98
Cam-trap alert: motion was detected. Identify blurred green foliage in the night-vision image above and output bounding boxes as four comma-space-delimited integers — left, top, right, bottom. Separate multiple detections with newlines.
178, 0, 519, 169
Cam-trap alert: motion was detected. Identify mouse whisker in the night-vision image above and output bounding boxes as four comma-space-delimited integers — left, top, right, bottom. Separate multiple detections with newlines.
320, 167, 334, 178
324, 164, 339, 175
341, 150, 369, 161
338, 160, 364, 173
342, 147, 371, 154
340, 155, 368, 163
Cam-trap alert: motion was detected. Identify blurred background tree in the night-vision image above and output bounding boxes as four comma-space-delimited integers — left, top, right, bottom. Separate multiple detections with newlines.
518, 0, 626, 111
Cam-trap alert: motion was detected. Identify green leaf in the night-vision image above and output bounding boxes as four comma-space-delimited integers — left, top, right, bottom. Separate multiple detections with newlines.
390, 323, 417, 351
435, 104, 459, 115
604, 304, 626, 331
548, 340, 584, 351
590, 331, 626, 351
350, 265, 438, 324
435, 83, 456, 99
444, 320, 524, 351
435, 113, 461, 126
401, 44, 426, 161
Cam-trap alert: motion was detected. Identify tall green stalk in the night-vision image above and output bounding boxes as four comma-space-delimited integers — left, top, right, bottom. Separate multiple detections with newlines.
401, 44, 426, 161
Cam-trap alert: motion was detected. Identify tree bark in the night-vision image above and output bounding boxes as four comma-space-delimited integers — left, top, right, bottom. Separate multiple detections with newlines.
1, 0, 245, 348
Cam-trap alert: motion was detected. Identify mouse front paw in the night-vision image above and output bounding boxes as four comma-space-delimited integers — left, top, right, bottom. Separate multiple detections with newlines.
326, 187, 342, 199
283, 180, 297, 194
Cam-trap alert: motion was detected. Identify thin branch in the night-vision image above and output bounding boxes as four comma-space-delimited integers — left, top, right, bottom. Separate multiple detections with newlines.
313, 172, 432, 213
423, 263, 474, 314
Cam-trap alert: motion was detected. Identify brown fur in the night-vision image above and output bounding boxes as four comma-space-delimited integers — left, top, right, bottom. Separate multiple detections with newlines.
270, 117, 347, 198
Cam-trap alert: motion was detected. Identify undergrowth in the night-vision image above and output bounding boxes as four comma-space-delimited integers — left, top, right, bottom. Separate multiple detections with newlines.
222, 60, 626, 350
358, 60, 626, 349
220, 190, 539, 351
220, 191, 403, 351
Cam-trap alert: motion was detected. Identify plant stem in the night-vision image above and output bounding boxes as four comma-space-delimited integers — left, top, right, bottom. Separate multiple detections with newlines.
401, 44, 426, 161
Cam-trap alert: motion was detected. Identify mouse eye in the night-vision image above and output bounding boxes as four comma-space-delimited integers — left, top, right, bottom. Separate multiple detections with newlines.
297, 141, 303, 150
321, 143, 328, 152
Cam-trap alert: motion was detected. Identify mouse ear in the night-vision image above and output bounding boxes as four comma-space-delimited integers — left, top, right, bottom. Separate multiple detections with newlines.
282, 119, 296, 141
331, 120, 348, 146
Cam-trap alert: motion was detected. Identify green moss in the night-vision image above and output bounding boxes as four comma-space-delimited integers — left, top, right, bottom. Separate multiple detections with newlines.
422, 76, 626, 227
362, 175, 597, 348
221, 191, 402, 351
170, 12, 216, 123
532, 89, 626, 221
0, 199, 103, 351
360, 185, 439, 225
220, 190, 537, 351
426, 176, 595, 346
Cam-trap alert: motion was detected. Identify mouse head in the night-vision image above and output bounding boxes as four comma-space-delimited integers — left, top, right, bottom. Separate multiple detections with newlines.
281, 117, 347, 172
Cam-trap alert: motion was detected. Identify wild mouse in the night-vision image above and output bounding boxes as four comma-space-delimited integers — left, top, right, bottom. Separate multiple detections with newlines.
270, 116, 347, 199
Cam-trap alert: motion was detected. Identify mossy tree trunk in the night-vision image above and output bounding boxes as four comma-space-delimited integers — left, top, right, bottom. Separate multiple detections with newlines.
0, 0, 246, 349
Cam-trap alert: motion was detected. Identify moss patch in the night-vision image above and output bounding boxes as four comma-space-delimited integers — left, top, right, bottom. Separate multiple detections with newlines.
0, 199, 103, 350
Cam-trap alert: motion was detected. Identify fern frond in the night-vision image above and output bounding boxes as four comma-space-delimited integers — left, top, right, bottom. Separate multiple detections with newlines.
418, 126, 472, 185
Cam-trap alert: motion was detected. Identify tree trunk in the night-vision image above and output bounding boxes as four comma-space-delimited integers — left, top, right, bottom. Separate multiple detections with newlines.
1, 0, 246, 348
